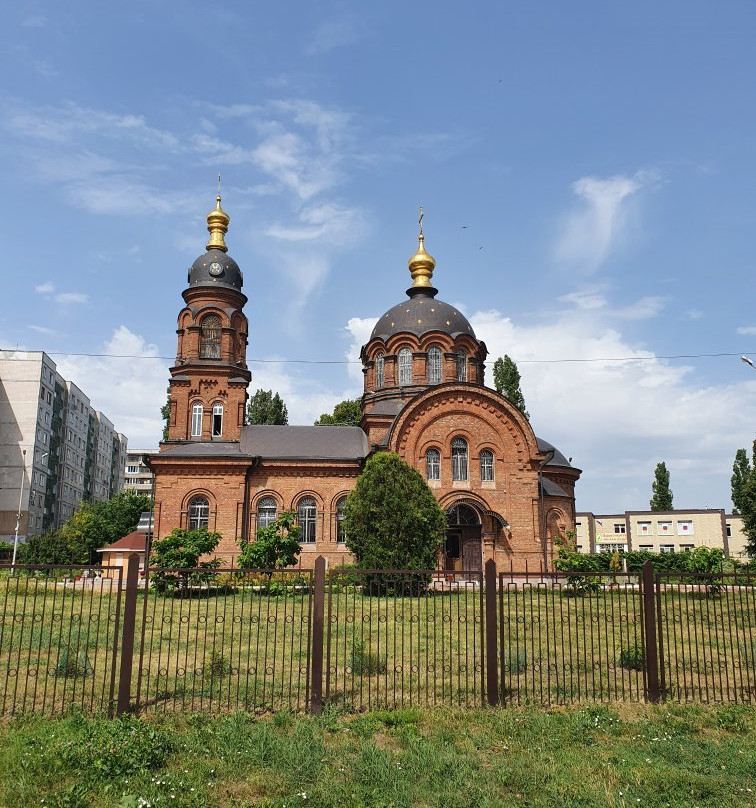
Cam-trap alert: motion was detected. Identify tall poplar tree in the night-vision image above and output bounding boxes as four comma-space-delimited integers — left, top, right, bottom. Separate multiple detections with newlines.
247, 389, 288, 425
731, 440, 756, 555
492, 355, 529, 419
649, 461, 673, 511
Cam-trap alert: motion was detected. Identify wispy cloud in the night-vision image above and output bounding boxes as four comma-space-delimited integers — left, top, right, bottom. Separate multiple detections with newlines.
555, 170, 658, 272
28, 325, 57, 336
305, 16, 366, 55
737, 325, 756, 336
34, 282, 55, 294
22, 14, 47, 27
54, 292, 88, 305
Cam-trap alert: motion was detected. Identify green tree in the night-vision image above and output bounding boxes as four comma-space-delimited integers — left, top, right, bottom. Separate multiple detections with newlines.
56, 490, 152, 564
149, 527, 222, 592
238, 510, 301, 570
649, 461, 673, 511
247, 389, 288, 425
344, 452, 447, 571
731, 441, 756, 555
160, 385, 171, 441
492, 355, 529, 418
314, 398, 362, 426
18, 530, 86, 566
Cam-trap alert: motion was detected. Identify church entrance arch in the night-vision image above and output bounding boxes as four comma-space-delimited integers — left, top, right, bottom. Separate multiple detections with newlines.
444, 503, 482, 574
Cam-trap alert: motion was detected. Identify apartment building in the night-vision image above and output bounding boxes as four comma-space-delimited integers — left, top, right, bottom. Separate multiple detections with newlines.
0, 350, 128, 541
123, 450, 155, 497
575, 509, 749, 558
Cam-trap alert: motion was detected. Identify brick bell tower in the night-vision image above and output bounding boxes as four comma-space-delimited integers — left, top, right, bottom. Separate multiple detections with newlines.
162, 192, 251, 446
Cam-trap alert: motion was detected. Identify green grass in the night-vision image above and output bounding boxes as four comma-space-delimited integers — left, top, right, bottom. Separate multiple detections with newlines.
0, 704, 754, 807
1, 573, 755, 715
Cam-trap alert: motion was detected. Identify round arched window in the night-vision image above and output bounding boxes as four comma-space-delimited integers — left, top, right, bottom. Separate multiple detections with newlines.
375, 353, 385, 388
188, 496, 209, 530
398, 348, 413, 385
257, 496, 277, 530
200, 314, 222, 359
446, 504, 479, 526
297, 497, 317, 543
451, 437, 468, 481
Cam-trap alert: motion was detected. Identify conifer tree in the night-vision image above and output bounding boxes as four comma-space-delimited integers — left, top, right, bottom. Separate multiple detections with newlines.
492, 355, 529, 418
650, 461, 673, 511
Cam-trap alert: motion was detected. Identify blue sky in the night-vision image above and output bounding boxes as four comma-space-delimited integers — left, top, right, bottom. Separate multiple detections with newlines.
1, 1, 754, 513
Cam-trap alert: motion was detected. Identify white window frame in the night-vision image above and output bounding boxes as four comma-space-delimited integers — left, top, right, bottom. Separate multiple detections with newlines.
676, 520, 694, 536
451, 437, 468, 481
257, 496, 277, 531
480, 449, 494, 481
212, 403, 223, 437
188, 496, 209, 530
298, 497, 317, 543
426, 448, 441, 481
191, 403, 203, 437
428, 346, 442, 384
398, 348, 412, 385
336, 497, 347, 543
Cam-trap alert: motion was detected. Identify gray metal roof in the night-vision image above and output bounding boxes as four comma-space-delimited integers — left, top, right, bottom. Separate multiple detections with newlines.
540, 477, 569, 497
157, 442, 245, 457
370, 291, 476, 341
187, 248, 244, 292
241, 425, 369, 460
536, 437, 573, 468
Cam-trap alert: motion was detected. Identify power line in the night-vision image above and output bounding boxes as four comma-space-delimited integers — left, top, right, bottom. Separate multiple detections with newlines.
1, 349, 752, 365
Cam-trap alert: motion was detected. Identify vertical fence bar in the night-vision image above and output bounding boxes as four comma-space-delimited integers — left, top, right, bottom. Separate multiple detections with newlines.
116, 554, 140, 715
641, 561, 661, 703
484, 560, 498, 706
309, 556, 326, 714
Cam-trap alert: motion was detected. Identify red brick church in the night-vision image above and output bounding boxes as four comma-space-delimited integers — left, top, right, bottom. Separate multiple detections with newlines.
149, 196, 581, 570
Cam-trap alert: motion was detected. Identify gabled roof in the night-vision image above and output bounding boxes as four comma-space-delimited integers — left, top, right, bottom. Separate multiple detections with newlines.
241, 425, 368, 460
97, 531, 147, 554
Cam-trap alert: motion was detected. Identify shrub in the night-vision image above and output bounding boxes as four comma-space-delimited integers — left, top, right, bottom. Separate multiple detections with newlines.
617, 647, 645, 671
238, 510, 301, 570
150, 527, 222, 593
350, 638, 387, 675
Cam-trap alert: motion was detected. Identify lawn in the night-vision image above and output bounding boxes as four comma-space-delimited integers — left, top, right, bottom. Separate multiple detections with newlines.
0, 703, 754, 807
1, 571, 754, 715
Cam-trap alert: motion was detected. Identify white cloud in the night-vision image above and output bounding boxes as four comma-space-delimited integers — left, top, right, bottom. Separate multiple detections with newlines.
342, 304, 755, 512
683, 309, 704, 320
34, 282, 55, 294
305, 16, 365, 55
345, 317, 378, 381
55, 326, 168, 449
612, 296, 666, 320
22, 14, 47, 27
54, 292, 88, 305
737, 325, 756, 336
28, 325, 57, 336
555, 170, 657, 272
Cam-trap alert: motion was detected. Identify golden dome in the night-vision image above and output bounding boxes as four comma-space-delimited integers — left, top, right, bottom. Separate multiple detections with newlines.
407, 207, 436, 288
206, 194, 230, 252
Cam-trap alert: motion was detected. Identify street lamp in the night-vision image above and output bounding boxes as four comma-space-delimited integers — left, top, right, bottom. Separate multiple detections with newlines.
11, 449, 27, 572
741, 355, 755, 370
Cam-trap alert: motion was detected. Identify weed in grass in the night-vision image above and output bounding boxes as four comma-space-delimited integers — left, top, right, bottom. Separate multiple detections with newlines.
53, 649, 94, 678
349, 638, 387, 676
272, 710, 294, 729
617, 646, 645, 670
502, 648, 528, 674
716, 704, 751, 733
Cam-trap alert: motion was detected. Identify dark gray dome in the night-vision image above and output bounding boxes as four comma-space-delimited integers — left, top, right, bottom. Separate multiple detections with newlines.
536, 438, 573, 468
371, 290, 475, 341
188, 249, 243, 291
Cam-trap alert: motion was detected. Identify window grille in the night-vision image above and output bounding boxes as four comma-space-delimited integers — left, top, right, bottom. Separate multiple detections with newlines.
480, 449, 494, 481
428, 346, 442, 384
375, 353, 385, 388
200, 314, 222, 359
398, 348, 412, 385
456, 351, 467, 382
257, 496, 277, 530
188, 496, 209, 530
426, 448, 441, 480
446, 503, 479, 526
336, 497, 347, 543
451, 437, 468, 481
298, 497, 317, 543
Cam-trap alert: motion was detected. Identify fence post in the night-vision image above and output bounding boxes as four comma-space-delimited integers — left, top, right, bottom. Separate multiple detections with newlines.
310, 555, 326, 714
116, 554, 140, 716
484, 559, 499, 706
641, 560, 661, 703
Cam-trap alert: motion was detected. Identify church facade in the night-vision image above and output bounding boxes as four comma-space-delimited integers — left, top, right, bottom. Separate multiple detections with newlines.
149, 198, 581, 571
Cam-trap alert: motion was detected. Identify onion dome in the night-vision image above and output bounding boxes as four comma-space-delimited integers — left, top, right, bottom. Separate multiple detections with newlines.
187, 192, 244, 291
370, 211, 475, 341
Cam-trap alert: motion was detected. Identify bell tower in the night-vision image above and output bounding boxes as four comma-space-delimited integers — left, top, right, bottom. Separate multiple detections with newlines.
162, 193, 251, 446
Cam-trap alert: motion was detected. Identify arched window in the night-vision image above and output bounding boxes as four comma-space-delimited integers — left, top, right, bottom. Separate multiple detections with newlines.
297, 497, 317, 543
199, 314, 222, 359
428, 346, 442, 384
257, 496, 277, 530
212, 403, 223, 437
451, 437, 468, 481
426, 448, 441, 480
336, 497, 347, 543
375, 353, 385, 388
191, 402, 203, 437
188, 496, 209, 530
398, 348, 412, 385
446, 503, 479, 526
456, 350, 467, 382
480, 449, 494, 481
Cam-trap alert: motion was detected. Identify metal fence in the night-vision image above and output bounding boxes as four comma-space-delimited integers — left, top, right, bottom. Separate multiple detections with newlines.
0, 557, 753, 716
